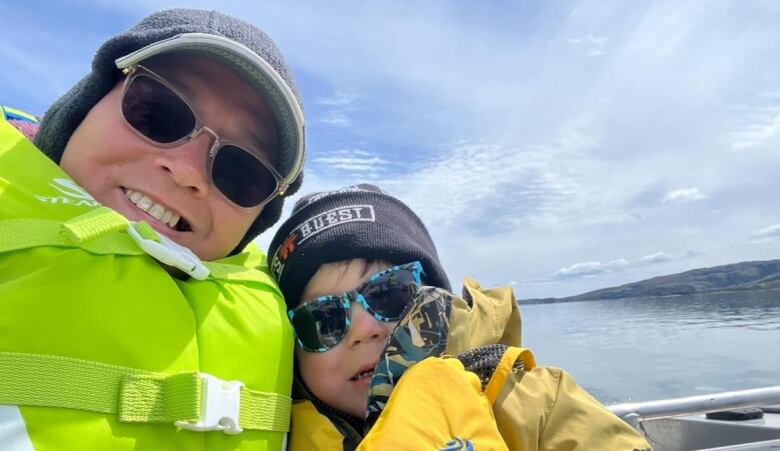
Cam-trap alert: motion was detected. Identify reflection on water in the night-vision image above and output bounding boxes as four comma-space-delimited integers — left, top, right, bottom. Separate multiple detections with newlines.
520, 289, 780, 404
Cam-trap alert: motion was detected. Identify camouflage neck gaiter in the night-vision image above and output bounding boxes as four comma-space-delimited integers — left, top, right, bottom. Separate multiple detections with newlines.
363, 286, 452, 431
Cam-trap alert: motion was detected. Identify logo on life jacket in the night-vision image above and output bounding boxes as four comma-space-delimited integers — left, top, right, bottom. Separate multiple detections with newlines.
34, 178, 100, 208
439, 437, 474, 451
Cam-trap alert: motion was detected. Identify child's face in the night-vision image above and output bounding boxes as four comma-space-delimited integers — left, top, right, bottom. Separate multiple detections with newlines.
60, 55, 278, 261
296, 260, 397, 418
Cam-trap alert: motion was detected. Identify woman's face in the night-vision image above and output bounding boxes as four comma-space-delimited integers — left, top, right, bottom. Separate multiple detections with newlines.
60, 55, 278, 260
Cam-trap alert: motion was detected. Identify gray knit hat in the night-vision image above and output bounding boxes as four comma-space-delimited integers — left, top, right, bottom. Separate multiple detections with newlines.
268, 184, 451, 307
34, 8, 305, 254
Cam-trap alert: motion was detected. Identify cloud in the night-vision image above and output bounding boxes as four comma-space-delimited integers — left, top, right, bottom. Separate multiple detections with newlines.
318, 92, 358, 107
316, 91, 360, 127
606, 258, 630, 269
554, 253, 671, 279
384, 140, 587, 233
378, 115, 614, 236
563, 35, 608, 57
731, 110, 780, 151
319, 113, 353, 127
750, 224, 780, 240
683, 248, 705, 259
556, 261, 608, 278
638, 251, 672, 265
663, 188, 707, 204
312, 149, 392, 174
555, 258, 629, 278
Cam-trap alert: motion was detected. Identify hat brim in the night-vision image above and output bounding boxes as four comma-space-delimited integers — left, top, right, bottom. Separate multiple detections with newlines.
114, 32, 305, 191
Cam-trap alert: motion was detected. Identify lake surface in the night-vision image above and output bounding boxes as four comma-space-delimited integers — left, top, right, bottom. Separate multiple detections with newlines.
519, 289, 780, 405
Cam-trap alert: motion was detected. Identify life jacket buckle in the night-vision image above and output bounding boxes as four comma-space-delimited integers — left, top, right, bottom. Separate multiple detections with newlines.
175, 373, 245, 435
127, 221, 209, 280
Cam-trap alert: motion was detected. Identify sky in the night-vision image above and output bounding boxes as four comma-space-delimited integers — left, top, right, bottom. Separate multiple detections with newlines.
3, 1, 780, 298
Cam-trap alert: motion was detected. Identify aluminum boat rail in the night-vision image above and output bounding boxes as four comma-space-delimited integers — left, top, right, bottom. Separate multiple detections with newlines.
608, 386, 780, 428
608, 386, 780, 450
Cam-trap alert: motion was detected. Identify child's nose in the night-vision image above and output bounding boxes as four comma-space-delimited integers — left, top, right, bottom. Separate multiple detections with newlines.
346, 303, 390, 348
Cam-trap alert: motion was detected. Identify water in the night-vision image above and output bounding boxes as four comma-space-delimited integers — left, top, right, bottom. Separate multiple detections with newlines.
520, 289, 780, 405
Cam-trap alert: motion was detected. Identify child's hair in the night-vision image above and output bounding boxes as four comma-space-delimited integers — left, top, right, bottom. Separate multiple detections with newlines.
268, 184, 450, 309
310, 258, 393, 299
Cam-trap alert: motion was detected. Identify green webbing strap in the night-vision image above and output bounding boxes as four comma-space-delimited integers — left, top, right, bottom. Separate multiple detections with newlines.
119, 372, 202, 422
240, 387, 292, 431
0, 207, 140, 256
61, 207, 129, 243
0, 219, 144, 255
0, 218, 144, 256
0, 352, 291, 432
0, 209, 268, 283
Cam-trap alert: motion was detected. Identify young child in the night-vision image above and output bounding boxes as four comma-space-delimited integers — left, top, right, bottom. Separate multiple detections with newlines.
0, 9, 304, 450
268, 184, 652, 450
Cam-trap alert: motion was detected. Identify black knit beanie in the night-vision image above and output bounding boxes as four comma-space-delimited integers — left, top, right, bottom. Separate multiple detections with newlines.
34, 8, 305, 255
268, 184, 451, 307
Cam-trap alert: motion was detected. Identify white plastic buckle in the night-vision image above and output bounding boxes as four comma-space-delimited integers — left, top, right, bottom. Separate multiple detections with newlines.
175, 373, 245, 435
127, 222, 209, 280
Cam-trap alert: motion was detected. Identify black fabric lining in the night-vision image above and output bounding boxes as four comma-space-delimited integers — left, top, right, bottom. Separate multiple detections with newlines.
457, 344, 525, 390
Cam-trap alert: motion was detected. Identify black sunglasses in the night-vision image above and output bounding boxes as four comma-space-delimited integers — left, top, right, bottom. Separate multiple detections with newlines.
120, 64, 287, 208
287, 262, 425, 352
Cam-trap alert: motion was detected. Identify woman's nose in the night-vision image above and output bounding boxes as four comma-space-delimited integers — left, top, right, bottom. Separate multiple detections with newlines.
154, 130, 214, 197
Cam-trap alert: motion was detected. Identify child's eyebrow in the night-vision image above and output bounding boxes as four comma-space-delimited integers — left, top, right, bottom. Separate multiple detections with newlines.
359, 261, 378, 278
331, 259, 378, 280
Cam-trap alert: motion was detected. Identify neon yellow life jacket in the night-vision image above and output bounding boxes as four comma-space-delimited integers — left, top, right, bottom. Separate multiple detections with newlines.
0, 114, 293, 450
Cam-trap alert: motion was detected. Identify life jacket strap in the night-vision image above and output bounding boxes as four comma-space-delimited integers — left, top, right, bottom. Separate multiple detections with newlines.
62, 206, 130, 242
0, 207, 214, 279
0, 351, 291, 434
0, 214, 143, 256
0, 207, 275, 283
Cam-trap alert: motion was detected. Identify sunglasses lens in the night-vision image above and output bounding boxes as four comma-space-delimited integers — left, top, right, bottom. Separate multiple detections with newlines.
212, 145, 278, 208
291, 298, 348, 351
122, 74, 196, 144
361, 268, 420, 320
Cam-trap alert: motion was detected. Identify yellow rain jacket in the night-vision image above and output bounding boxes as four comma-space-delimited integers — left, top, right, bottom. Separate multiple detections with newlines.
288, 278, 651, 450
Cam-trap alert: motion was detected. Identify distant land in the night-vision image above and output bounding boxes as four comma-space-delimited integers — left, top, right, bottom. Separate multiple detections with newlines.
519, 259, 780, 305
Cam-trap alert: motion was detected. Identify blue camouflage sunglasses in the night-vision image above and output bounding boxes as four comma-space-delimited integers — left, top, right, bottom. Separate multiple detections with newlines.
288, 261, 425, 352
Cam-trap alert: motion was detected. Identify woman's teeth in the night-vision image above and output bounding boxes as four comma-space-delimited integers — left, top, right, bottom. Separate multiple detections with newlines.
125, 189, 181, 229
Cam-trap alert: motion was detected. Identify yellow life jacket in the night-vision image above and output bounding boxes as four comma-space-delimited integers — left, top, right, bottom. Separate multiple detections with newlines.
0, 112, 293, 450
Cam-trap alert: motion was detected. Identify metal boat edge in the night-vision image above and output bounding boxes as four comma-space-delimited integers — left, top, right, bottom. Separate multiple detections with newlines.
608, 386, 780, 450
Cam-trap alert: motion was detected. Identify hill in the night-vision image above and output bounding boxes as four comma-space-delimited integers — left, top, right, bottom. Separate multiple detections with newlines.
519, 259, 780, 304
